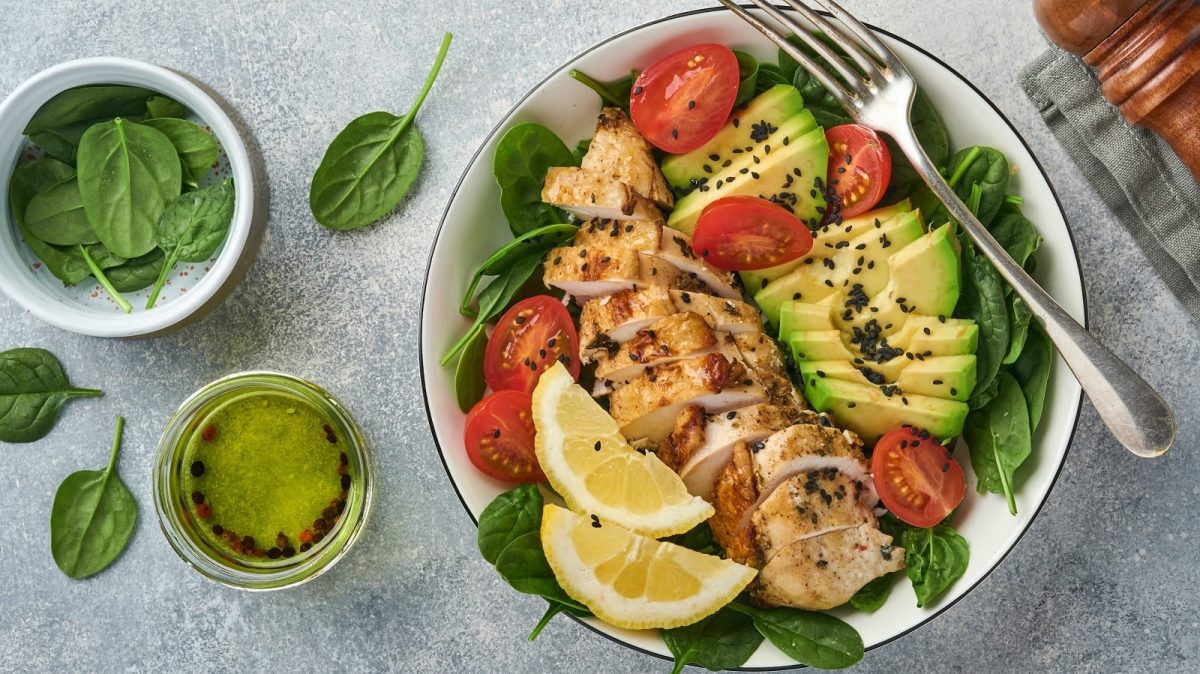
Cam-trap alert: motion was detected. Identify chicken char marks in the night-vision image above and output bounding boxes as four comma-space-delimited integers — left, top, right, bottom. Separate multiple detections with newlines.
538, 105, 904, 611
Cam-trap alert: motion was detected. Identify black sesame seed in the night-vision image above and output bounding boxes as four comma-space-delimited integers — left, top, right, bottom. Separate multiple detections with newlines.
190, 461, 205, 477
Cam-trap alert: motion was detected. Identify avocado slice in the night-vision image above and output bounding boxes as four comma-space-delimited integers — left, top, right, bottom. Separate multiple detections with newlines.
661, 84, 811, 189
668, 125, 828, 235
798, 356, 976, 402
886, 316, 979, 355
754, 209, 926, 324
740, 199, 913, 292
798, 374, 970, 442
778, 296, 836, 337
788, 330, 855, 361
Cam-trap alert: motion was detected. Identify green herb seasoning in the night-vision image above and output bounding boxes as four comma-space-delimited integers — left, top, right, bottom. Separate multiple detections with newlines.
181, 390, 350, 561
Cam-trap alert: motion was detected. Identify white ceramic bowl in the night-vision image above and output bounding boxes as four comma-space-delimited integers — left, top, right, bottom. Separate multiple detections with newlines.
421, 8, 1086, 669
0, 56, 259, 338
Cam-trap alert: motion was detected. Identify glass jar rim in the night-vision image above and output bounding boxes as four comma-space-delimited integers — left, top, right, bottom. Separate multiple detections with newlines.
152, 370, 373, 590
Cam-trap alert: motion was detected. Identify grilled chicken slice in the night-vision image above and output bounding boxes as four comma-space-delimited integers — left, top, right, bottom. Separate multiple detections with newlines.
580, 108, 675, 208
752, 424, 873, 500
675, 404, 803, 500
575, 219, 740, 300
593, 312, 720, 394
708, 441, 761, 568
672, 290, 762, 334
578, 287, 677, 361
543, 245, 643, 301
752, 523, 904, 610
726, 332, 805, 410
659, 404, 706, 473
542, 167, 661, 222
608, 353, 768, 443
751, 469, 875, 564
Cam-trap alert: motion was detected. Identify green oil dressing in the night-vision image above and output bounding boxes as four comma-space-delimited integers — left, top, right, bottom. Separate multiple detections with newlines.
182, 391, 349, 561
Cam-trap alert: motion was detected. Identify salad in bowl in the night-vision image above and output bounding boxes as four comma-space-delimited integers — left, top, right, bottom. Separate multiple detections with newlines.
423, 8, 1083, 671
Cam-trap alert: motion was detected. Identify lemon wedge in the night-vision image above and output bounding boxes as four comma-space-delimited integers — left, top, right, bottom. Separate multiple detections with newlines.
532, 362, 713, 538
541, 504, 756, 629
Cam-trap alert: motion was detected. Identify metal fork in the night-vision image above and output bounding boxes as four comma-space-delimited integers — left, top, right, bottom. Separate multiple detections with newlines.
718, 0, 1175, 457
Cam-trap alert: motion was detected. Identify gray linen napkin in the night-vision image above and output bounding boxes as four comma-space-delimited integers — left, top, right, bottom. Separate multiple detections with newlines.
1021, 47, 1200, 323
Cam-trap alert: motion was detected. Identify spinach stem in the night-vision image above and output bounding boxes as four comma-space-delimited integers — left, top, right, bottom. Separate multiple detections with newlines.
106, 416, 125, 475
528, 602, 560, 641
145, 251, 178, 309
995, 449, 1017, 515
947, 146, 982, 188
568, 69, 624, 108
79, 246, 133, 313
401, 32, 454, 131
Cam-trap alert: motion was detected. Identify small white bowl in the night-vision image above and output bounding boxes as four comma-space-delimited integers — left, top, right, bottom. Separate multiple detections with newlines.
0, 57, 261, 338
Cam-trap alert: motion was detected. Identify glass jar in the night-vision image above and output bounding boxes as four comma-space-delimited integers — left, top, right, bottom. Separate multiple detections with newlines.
153, 371, 373, 590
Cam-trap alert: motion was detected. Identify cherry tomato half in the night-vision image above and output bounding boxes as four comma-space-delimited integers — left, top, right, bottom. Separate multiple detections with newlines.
825, 124, 892, 219
691, 196, 815, 271
870, 427, 965, 528
484, 295, 580, 394
463, 390, 544, 483
630, 43, 740, 154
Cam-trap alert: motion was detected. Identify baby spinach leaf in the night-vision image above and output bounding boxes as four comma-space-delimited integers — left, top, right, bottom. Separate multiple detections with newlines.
945, 146, 1010, 227
442, 250, 542, 364
955, 240, 1010, 409
733, 51, 760, 107
105, 248, 166, 293
0, 348, 102, 443
754, 63, 789, 96
139, 117, 219, 187
1011, 324, 1053, 433
146, 178, 236, 308
77, 117, 182, 258
729, 601, 864, 669
663, 607, 763, 674
79, 246, 133, 313
964, 371, 1032, 515
494, 123, 579, 236
568, 69, 638, 111
886, 88, 951, 198
1004, 294, 1032, 365
664, 522, 722, 557
25, 85, 155, 162
900, 523, 969, 607
779, 34, 855, 129
477, 483, 543, 564
988, 205, 1042, 268
309, 33, 452, 230
454, 330, 488, 413
848, 571, 899, 612
23, 177, 99, 246
460, 223, 577, 315
50, 416, 136, 579
8, 160, 93, 285
145, 95, 189, 120
572, 137, 592, 165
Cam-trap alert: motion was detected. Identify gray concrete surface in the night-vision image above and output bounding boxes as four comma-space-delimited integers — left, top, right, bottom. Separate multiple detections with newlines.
1, 1, 1196, 672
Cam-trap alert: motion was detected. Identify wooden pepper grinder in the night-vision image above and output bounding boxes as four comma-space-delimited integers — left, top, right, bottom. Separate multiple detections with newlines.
1033, 0, 1200, 181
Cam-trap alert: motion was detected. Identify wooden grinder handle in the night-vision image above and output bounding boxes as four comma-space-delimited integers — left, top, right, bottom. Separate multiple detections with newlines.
1034, 0, 1200, 181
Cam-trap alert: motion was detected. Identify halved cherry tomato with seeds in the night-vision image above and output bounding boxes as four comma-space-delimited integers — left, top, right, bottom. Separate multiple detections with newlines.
691, 196, 815, 271
463, 390, 543, 483
629, 43, 740, 154
825, 124, 891, 219
484, 295, 579, 394
871, 426, 965, 528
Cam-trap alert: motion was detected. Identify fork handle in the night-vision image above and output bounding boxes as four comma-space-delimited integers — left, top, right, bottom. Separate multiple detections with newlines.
889, 128, 1175, 457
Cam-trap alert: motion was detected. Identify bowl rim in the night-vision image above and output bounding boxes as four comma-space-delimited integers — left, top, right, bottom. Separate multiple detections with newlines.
0, 55, 256, 338
418, 7, 1087, 669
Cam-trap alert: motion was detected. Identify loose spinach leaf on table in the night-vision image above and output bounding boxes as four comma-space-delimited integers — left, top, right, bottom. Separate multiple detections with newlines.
145, 95, 189, 120
900, 523, 969, 608
140, 117, 219, 187
106, 248, 167, 293
733, 51, 760, 107
964, 371, 1032, 515
309, 33, 452, 230
24, 85, 155, 162
77, 117, 182, 258
568, 69, 638, 111
23, 177, 99, 246
0, 348, 102, 443
494, 123, 579, 236
1011, 324, 1053, 433
442, 248, 543, 364
460, 223, 577, 316
848, 571, 899, 613
663, 607, 763, 674
955, 239, 1010, 409
50, 416, 137, 579
728, 602, 864, 669
146, 178, 236, 308
454, 329, 488, 413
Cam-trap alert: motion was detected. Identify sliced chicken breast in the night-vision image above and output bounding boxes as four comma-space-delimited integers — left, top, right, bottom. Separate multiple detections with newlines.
542, 167, 661, 222
677, 404, 802, 500
671, 290, 763, 334
752, 523, 905, 610
543, 245, 642, 301
580, 107, 675, 208
708, 441, 761, 568
659, 404, 706, 473
593, 312, 721, 394
608, 353, 768, 443
752, 470, 875, 563
578, 287, 677, 361
653, 231, 741, 299
752, 423, 872, 500
575, 219, 740, 299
